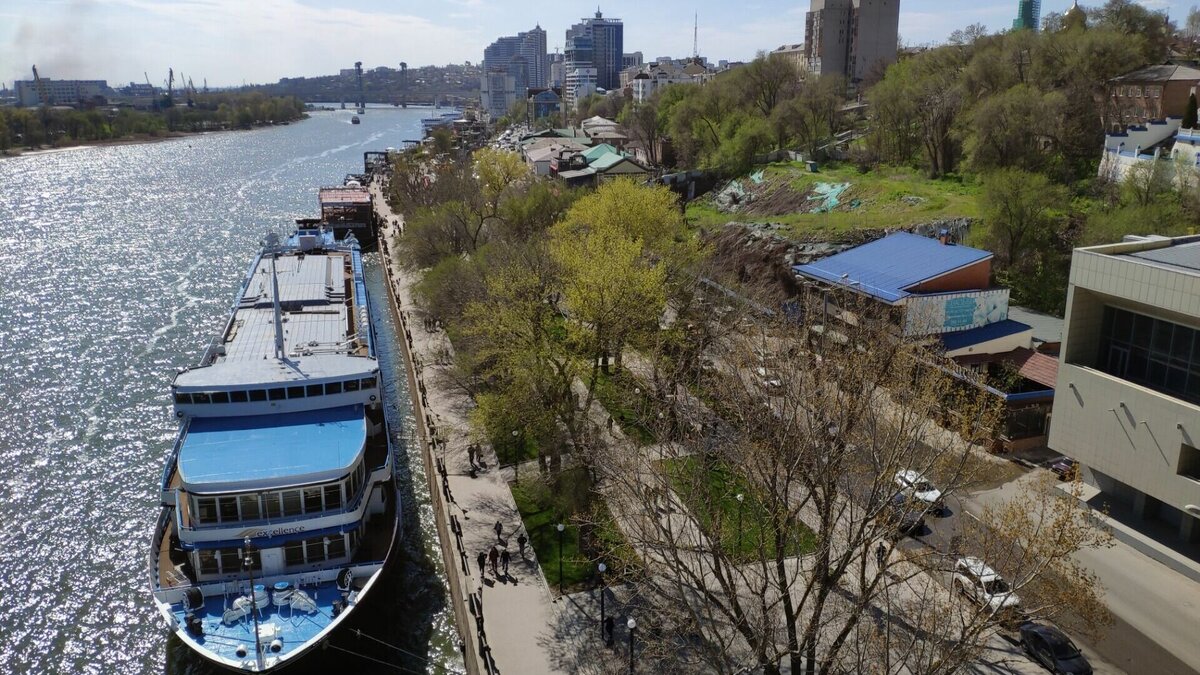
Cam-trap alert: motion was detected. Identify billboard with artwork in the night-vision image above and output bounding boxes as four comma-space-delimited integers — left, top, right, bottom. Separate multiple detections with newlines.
903, 289, 1009, 336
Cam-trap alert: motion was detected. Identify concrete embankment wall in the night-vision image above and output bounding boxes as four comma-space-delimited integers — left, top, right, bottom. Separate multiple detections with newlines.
374, 199, 481, 675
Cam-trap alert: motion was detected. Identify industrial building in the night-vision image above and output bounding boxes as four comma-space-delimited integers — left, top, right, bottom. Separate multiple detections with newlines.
1049, 235, 1200, 543
14, 79, 108, 107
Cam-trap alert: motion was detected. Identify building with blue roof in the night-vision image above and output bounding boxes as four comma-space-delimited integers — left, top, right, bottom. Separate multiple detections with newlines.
795, 231, 1061, 452
794, 231, 1033, 357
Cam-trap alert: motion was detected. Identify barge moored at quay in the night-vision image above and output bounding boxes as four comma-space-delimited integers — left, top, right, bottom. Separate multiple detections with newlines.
148, 228, 400, 672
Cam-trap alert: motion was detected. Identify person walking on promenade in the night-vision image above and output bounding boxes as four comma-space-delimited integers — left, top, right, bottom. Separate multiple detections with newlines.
500, 548, 511, 576
494, 520, 503, 543
477, 551, 487, 578
488, 546, 499, 577
467, 444, 477, 468
517, 533, 528, 559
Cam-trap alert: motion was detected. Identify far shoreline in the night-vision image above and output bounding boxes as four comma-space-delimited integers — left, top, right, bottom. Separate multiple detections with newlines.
0, 116, 311, 160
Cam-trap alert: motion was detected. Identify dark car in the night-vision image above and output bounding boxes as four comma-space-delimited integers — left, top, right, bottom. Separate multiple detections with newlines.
1019, 623, 1092, 674
883, 493, 927, 536
1050, 457, 1079, 481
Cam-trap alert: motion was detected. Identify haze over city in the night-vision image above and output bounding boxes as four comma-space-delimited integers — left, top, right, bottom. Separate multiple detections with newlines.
2, 0, 1188, 87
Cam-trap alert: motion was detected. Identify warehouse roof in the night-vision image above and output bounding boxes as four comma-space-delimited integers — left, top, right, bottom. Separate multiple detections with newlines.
794, 232, 993, 303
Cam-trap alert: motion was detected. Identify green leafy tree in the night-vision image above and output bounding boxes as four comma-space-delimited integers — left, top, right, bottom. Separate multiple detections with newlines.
978, 168, 1068, 267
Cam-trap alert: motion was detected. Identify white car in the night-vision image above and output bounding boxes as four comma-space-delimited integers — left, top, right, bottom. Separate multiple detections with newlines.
953, 556, 1021, 614
894, 470, 943, 510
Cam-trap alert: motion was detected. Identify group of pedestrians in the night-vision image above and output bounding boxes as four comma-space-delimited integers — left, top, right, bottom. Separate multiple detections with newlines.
476, 520, 530, 583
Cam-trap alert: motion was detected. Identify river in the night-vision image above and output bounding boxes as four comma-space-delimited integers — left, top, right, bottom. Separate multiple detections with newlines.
0, 107, 461, 674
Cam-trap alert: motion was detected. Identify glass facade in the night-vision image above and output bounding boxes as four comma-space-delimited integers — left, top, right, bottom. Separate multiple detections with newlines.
1097, 306, 1200, 405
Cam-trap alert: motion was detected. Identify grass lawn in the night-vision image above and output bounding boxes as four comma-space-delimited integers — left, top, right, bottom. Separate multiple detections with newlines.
685, 162, 980, 237
591, 368, 658, 445
511, 468, 617, 593
664, 456, 816, 561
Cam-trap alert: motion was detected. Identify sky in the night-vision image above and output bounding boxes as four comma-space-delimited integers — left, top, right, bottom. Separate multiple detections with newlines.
1, 0, 1192, 88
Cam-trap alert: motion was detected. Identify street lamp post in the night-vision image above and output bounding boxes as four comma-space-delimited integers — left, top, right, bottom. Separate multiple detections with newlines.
597, 562, 607, 640
626, 616, 637, 674
556, 523, 565, 596
511, 429, 520, 480
735, 493, 745, 554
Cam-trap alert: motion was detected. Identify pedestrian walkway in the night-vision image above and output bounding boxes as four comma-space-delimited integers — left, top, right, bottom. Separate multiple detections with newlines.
373, 185, 564, 674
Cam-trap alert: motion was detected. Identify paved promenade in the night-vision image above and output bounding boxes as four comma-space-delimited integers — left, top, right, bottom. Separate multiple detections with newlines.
373, 183, 565, 674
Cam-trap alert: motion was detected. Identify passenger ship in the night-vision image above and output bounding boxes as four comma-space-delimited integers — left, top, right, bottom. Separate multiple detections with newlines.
148, 229, 399, 671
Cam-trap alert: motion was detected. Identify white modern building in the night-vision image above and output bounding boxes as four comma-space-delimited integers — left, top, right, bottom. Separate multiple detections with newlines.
15, 79, 108, 107
564, 66, 597, 111
1049, 235, 1200, 542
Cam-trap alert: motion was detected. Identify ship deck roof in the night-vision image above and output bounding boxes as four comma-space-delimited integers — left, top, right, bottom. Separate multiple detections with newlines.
179, 405, 365, 492
174, 249, 376, 389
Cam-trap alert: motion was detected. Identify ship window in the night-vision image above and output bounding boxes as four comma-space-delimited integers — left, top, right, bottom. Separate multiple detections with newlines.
268, 388, 286, 401
284, 541, 305, 567
361, 376, 377, 390
344, 379, 360, 392
198, 550, 218, 575
230, 390, 249, 403
326, 381, 343, 395
249, 389, 267, 402
174, 392, 192, 404
327, 535, 347, 559
306, 384, 324, 397
282, 490, 302, 517
216, 548, 240, 572
218, 497, 239, 522
287, 386, 305, 399
192, 392, 211, 404
303, 487, 323, 513
239, 494, 261, 521
196, 497, 218, 524
211, 392, 230, 404
264, 493, 283, 519
324, 484, 343, 509
304, 537, 327, 563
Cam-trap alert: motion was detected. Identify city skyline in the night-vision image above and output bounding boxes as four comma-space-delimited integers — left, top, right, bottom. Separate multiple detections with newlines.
1, 0, 1189, 88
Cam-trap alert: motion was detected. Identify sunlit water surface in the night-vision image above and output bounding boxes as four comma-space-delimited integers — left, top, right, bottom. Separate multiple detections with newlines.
0, 108, 459, 674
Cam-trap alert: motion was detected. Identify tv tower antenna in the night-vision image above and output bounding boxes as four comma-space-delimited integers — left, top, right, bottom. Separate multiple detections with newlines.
693, 12, 699, 60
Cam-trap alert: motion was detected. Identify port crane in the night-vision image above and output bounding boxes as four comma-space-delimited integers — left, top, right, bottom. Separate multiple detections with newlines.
31, 64, 49, 106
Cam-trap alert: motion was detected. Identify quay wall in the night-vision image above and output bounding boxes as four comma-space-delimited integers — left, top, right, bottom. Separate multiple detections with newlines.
373, 193, 482, 675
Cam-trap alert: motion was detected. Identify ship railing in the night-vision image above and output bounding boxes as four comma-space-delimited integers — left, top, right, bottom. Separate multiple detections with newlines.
159, 420, 190, 504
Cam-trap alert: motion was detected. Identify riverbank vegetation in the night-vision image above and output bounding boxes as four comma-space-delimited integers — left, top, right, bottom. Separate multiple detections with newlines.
0, 92, 306, 153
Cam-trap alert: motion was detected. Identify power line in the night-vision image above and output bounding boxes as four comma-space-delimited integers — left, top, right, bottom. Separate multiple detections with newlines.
324, 642, 416, 673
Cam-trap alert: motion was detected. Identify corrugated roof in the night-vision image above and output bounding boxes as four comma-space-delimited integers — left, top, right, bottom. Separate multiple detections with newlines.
1126, 238, 1200, 273
581, 143, 619, 161
1111, 64, 1200, 83
940, 319, 1031, 352
1006, 347, 1060, 389
793, 232, 993, 303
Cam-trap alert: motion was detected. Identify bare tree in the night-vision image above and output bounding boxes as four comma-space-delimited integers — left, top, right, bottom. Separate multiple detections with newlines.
584, 287, 1111, 675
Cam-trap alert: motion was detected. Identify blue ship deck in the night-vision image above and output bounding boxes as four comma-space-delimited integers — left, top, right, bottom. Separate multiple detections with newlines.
179, 405, 365, 492
174, 580, 351, 668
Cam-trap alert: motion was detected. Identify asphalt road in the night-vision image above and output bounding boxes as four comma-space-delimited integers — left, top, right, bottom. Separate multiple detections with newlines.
890, 490, 1199, 675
